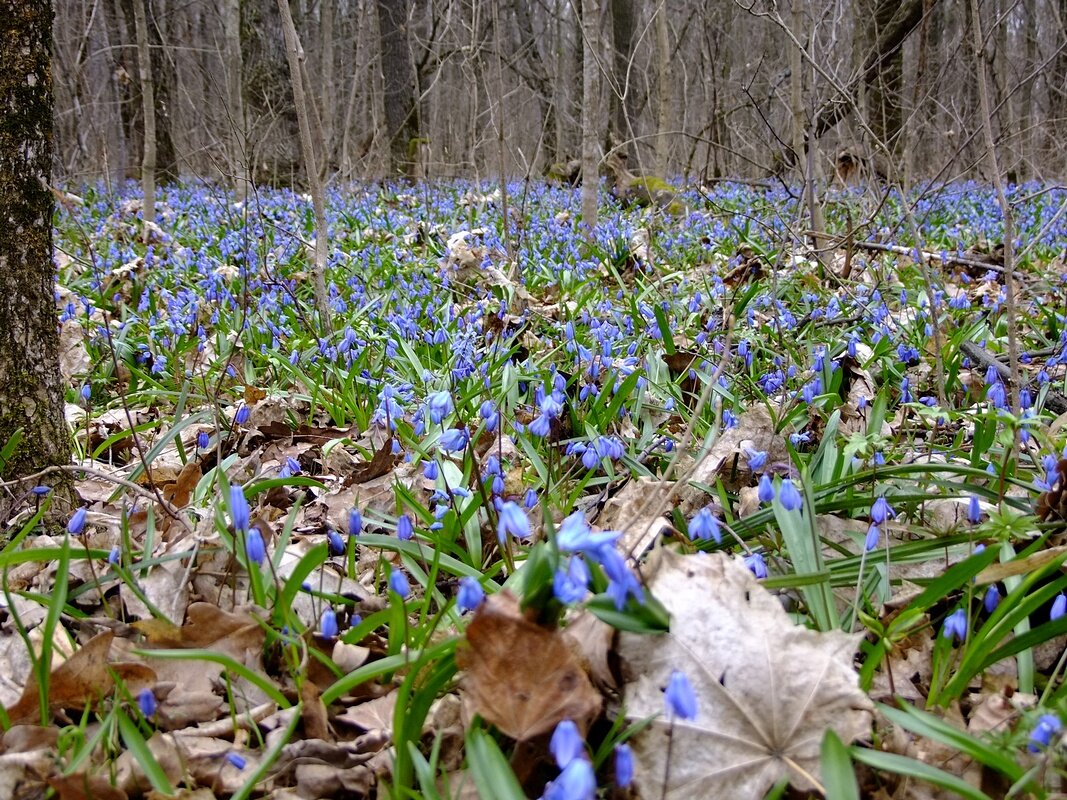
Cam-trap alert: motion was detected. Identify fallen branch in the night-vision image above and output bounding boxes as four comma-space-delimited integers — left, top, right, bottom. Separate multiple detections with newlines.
960, 341, 1067, 415
851, 240, 1005, 274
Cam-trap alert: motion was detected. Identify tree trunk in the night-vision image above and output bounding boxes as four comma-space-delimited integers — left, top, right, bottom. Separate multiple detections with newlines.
654, 0, 671, 175
609, 0, 634, 156
813, 0, 924, 137
864, 0, 906, 153
132, 0, 156, 239
581, 0, 601, 230
222, 0, 251, 200
0, 1, 74, 505
277, 0, 332, 334
117, 0, 177, 182
376, 0, 418, 178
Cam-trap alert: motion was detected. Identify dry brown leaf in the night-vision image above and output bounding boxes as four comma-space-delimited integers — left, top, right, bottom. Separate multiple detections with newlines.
6, 631, 156, 725
839, 354, 877, 438
300, 681, 331, 742
48, 772, 128, 800
975, 546, 1067, 585
333, 692, 398, 733
0, 749, 52, 798
457, 591, 601, 741
162, 461, 201, 509
618, 550, 873, 797
682, 404, 792, 505
597, 477, 674, 557
344, 436, 400, 487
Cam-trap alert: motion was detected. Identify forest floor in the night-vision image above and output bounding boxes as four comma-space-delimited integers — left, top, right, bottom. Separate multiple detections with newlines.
0, 177, 1065, 799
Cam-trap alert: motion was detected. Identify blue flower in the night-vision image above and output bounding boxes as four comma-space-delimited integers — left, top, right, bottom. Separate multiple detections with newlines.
942, 608, 967, 642
327, 530, 344, 556
320, 609, 338, 638
870, 496, 895, 524
137, 688, 157, 717
967, 495, 982, 524
864, 524, 880, 552
556, 511, 620, 556
235, 404, 250, 425
479, 400, 499, 432
230, 484, 250, 533
542, 758, 595, 800
67, 507, 88, 536
744, 552, 768, 578
529, 414, 551, 437
246, 527, 265, 565
197, 431, 210, 450
422, 460, 439, 480
757, 474, 775, 503
1027, 713, 1062, 752
397, 514, 414, 540
226, 752, 246, 770
427, 391, 453, 424
348, 508, 363, 537
614, 743, 633, 788
497, 501, 530, 543
80, 383, 91, 403
108, 545, 121, 565
984, 585, 1001, 613
744, 447, 767, 471
552, 556, 590, 604
778, 479, 802, 511
524, 488, 538, 509
1051, 594, 1066, 621
438, 427, 469, 452
389, 569, 411, 598
688, 507, 721, 543
549, 720, 584, 768
665, 670, 697, 720
456, 577, 485, 612
600, 547, 643, 610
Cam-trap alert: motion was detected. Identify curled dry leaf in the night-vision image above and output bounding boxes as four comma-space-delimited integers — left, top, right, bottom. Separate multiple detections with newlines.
618, 550, 873, 798
456, 591, 601, 741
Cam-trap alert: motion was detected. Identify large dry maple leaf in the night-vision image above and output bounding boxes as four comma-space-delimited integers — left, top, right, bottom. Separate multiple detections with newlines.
618, 550, 873, 798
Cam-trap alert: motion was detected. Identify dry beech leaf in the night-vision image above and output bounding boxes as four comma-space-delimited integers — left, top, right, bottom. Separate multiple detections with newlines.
48, 772, 128, 800
457, 591, 601, 741
344, 436, 400, 487
7, 631, 155, 725
618, 550, 873, 798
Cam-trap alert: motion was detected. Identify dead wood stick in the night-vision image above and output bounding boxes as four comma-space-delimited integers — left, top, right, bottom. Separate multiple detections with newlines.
960, 341, 1067, 415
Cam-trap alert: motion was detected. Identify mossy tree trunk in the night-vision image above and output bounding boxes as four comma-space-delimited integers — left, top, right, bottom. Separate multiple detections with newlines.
0, 1, 74, 508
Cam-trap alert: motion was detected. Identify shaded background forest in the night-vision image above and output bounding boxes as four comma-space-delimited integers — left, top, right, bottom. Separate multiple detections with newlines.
52, 0, 1067, 188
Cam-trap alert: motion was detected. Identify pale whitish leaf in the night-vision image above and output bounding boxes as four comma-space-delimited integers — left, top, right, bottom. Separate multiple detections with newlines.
618, 550, 873, 798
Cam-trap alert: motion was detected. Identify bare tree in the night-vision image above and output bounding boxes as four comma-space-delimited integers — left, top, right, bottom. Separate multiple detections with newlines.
132, 0, 156, 240
377, 0, 419, 177
0, 0, 74, 507
581, 0, 602, 229
277, 0, 333, 334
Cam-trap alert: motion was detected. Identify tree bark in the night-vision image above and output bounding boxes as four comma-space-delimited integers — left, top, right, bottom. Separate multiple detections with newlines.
609, 0, 634, 156
376, 0, 418, 178
654, 0, 671, 175
117, 0, 177, 182
0, 1, 74, 503
581, 0, 601, 230
132, 0, 156, 239
277, 0, 332, 334
222, 0, 250, 200
813, 0, 926, 137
